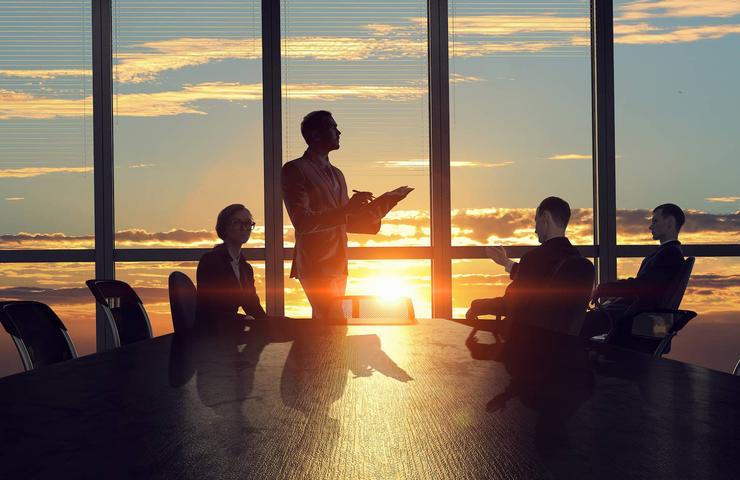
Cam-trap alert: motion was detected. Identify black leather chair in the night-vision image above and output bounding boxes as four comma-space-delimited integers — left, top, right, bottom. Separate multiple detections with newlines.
168, 271, 197, 334
596, 257, 697, 357
0, 301, 77, 371
469, 255, 595, 338
85, 279, 153, 347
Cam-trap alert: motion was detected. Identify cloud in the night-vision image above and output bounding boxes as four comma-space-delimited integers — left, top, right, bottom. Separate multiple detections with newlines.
450, 73, 485, 84
548, 153, 591, 160
0, 166, 92, 179
374, 159, 512, 169
128, 163, 155, 169
616, 24, 740, 44
446, 15, 589, 36
1, 81, 427, 120
0, 69, 91, 79
5, 197, 23, 201
616, 0, 740, 21
705, 197, 739, 203
0, 89, 89, 120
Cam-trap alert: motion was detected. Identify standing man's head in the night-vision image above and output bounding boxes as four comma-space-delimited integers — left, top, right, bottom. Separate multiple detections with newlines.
650, 203, 684, 243
301, 110, 341, 153
535, 196, 570, 243
216, 204, 255, 247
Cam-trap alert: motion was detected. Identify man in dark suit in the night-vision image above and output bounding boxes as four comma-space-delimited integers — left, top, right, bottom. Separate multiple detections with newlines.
466, 197, 583, 331
282, 110, 412, 320
579, 203, 686, 338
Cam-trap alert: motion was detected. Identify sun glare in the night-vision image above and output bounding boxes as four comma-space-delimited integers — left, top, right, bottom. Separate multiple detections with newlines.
357, 275, 413, 301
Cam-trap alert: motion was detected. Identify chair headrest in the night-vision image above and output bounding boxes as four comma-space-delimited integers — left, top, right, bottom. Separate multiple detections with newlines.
85, 279, 143, 306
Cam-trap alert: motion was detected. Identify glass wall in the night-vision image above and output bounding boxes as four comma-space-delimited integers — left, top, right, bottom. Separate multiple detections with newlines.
0, 1, 738, 380
618, 257, 740, 373
112, 0, 264, 248
0, 262, 96, 377
280, 0, 430, 247
614, 0, 740, 244
0, 0, 93, 249
116, 261, 265, 336
449, 0, 594, 247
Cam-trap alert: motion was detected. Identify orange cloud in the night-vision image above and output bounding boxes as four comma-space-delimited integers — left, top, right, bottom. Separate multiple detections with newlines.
617, 0, 740, 21
0, 69, 91, 79
616, 24, 740, 44
375, 159, 512, 168
5, 197, 24, 201
0, 166, 92, 178
705, 197, 739, 203
0, 89, 89, 120
548, 153, 591, 160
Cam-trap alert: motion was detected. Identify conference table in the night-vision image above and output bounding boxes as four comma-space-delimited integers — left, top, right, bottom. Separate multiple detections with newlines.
0, 317, 738, 479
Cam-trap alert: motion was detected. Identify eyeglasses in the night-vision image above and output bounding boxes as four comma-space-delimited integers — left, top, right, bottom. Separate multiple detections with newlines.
230, 219, 256, 230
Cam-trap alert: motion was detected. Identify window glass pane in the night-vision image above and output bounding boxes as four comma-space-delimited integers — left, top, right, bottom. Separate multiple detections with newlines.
0, 0, 93, 249
452, 258, 517, 318
449, 0, 593, 246
284, 260, 431, 318
281, 0, 430, 247
113, 0, 263, 248
617, 257, 740, 373
0, 263, 96, 378
614, 1, 740, 244
116, 260, 266, 336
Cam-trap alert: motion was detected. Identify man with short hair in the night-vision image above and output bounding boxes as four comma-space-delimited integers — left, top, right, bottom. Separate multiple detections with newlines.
466, 196, 583, 329
282, 111, 412, 319
579, 203, 686, 338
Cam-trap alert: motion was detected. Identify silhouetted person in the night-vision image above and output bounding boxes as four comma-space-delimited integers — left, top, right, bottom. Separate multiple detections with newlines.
196, 204, 266, 336
466, 197, 582, 332
282, 110, 412, 319
580, 203, 686, 338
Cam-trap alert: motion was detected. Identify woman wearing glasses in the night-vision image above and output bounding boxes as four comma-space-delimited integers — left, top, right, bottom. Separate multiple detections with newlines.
196, 204, 266, 333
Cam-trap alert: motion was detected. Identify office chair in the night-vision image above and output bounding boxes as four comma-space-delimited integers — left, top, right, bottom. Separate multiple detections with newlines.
168, 271, 197, 334
595, 257, 697, 357
0, 301, 77, 371
468, 255, 595, 339
85, 279, 153, 347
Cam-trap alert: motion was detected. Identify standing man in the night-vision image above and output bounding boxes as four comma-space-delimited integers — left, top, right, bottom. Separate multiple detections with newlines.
282, 110, 412, 319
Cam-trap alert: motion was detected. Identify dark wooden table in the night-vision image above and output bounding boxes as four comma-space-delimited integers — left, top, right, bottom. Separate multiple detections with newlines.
1, 318, 738, 479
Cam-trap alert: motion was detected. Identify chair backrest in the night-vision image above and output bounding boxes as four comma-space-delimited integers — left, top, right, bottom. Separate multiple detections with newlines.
660, 257, 695, 310
0, 301, 77, 371
85, 279, 152, 347
733, 358, 740, 376
340, 295, 415, 324
168, 271, 197, 334
536, 256, 595, 335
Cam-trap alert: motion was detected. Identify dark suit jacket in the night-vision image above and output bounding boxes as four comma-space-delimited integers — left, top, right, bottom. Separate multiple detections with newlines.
595, 240, 684, 308
282, 153, 381, 279
471, 237, 582, 320
196, 244, 266, 332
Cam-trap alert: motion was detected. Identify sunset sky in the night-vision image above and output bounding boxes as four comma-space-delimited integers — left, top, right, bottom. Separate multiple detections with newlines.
0, 0, 738, 377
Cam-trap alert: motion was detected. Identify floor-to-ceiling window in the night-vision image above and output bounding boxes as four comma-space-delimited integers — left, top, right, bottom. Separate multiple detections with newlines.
112, 0, 264, 333
1, 1, 738, 377
448, 0, 594, 317
0, 0, 96, 377
280, 0, 431, 316
614, 0, 740, 372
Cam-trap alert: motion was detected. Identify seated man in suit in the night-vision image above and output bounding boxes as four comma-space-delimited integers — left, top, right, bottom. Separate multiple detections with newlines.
466, 196, 583, 333
579, 203, 686, 338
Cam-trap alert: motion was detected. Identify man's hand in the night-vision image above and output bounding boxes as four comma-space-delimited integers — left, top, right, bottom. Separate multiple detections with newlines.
345, 190, 374, 213
485, 245, 510, 267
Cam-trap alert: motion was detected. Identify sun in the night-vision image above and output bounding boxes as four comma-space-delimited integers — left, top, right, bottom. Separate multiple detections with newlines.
354, 275, 413, 301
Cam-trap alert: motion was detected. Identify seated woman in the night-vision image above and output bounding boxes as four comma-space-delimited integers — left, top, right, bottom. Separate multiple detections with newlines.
196, 204, 266, 334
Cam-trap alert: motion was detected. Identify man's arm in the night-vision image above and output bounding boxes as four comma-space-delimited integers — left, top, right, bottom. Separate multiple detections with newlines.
281, 162, 349, 234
